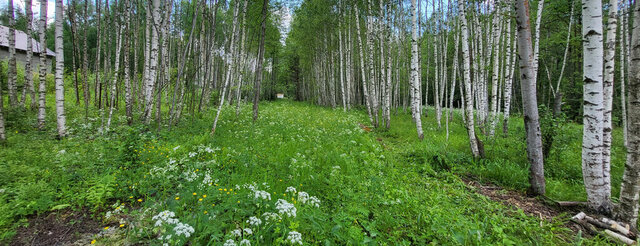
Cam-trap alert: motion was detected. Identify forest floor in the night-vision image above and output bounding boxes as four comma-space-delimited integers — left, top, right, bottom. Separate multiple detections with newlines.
1, 100, 623, 245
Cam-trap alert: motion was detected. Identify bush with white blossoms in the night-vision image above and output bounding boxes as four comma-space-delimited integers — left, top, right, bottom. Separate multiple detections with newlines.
287, 231, 303, 245
276, 199, 297, 218
247, 216, 262, 227
152, 210, 194, 244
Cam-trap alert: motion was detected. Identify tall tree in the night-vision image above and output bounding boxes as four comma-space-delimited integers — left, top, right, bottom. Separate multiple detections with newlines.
602, 0, 618, 194
142, 0, 161, 124
581, 0, 611, 214
253, 0, 269, 122
7, 0, 18, 107
37, 0, 48, 130
410, 0, 423, 140
21, 0, 36, 109
616, 0, 640, 226
458, 0, 479, 157
514, 0, 545, 195
54, 0, 67, 138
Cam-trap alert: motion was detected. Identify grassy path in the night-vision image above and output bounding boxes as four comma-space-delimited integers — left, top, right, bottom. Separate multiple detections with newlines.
1, 101, 609, 245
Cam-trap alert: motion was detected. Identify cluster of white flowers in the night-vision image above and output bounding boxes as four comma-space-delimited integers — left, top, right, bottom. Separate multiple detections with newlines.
173, 146, 181, 151
308, 196, 321, 208
287, 231, 303, 245
173, 222, 195, 237
152, 210, 194, 238
231, 229, 242, 237
331, 165, 341, 176
275, 199, 297, 218
153, 211, 179, 227
285, 186, 297, 193
246, 216, 262, 227
253, 190, 271, 200
188, 152, 198, 158
243, 228, 253, 235
239, 239, 251, 246
297, 192, 309, 203
262, 212, 281, 222
224, 239, 237, 246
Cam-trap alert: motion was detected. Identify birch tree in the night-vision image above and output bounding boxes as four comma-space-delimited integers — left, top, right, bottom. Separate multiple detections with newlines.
37, 0, 47, 130
7, 0, 18, 107
142, 0, 161, 124
21, 0, 36, 109
581, 0, 611, 214
459, 0, 479, 157
514, 0, 545, 195
602, 0, 618, 193
410, 0, 424, 140
253, 0, 269, 122
54, 0, 67, 138
616, 0, 640, 225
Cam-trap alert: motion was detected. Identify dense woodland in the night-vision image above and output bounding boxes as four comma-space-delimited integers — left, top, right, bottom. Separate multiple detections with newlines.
0, 0, 639, 244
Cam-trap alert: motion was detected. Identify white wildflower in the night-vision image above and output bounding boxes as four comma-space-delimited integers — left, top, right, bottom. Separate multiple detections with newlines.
246, 216, 262, 227
239, 239, 251, 246
223, 239, 237, 246
188, 152, 197, 158
173, 146, 181, 151
309, 196, 321, 208
173, 222, 194, 238
275, 199, 297, 218
253, 190, 271, 201
231, 229, 242, 237
262, 212, 281, 222
285, 186, 297, 193
297, 192, 309, 204
287, 231, 303, 245
243, 228, 253, 235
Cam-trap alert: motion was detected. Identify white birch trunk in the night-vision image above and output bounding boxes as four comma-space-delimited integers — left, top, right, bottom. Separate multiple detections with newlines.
37, 0, 47, 130
54, 0, 66, 138
459, 0, 479, 157
532, 0, 544, 78
581, 0, 611, 213
616, 0, 640, 225
619, 4, 628, 148
489, 3, 503, 137
142, 0, 161, 123
514, 0, 545, 195
7, 0, 18, 107
410, 0, 424, 140
355, 4, 374, 126
22, 0, 35, 109
211, 0, 240, 136
602, 0, 618, 193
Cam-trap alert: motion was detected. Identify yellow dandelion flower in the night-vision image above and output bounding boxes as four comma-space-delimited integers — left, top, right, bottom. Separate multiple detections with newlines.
204, 211, 208, 214
202, 195, 207, 198
91, 239, 96, 244
129, 196, 133, 199
104, 226, 109, 230
175, 197, 180, 200
226, 192, 230, 195
237, 201, 240, 203
137, 199, 142, 202
198, 198, 203, 202
193, 192, 197, 196
119, 224, 125, 228
212, 204, 216, 206
224, 188, 227, 191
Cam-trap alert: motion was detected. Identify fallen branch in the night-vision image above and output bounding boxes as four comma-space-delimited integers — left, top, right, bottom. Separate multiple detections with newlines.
604, 229, 636, 245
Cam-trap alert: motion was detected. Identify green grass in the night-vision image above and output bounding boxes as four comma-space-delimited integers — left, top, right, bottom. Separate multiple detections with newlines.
0, 90, 620, 245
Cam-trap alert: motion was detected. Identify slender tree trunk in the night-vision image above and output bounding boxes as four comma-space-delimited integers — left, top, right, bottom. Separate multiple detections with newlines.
22, 0, 36, 109
514, 0, 545, 195
553, 0, 575, 117
459, 0, 479, 157
253, 0, 269, 122
355, 4, 374, 126
142, 0, 161, 124
54, 0, 67, 138
211, 0, 240, 135
94, 0, 102, 108
69, 0, 80, 105
37, 0, 48, 130
616, 0, 640, 226
7, 0, 18, 107
82, 0, 90, 120
532, 0, 544, 78
489, 2, 503, 137
620, 5, 628, 148
581, 0, 612, 214
410, 0, 424, 140
124, 0, 133, 125
602, 0, 618, 194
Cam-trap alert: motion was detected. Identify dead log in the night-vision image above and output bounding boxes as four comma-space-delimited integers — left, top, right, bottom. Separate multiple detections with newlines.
604, 229, 636, 245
